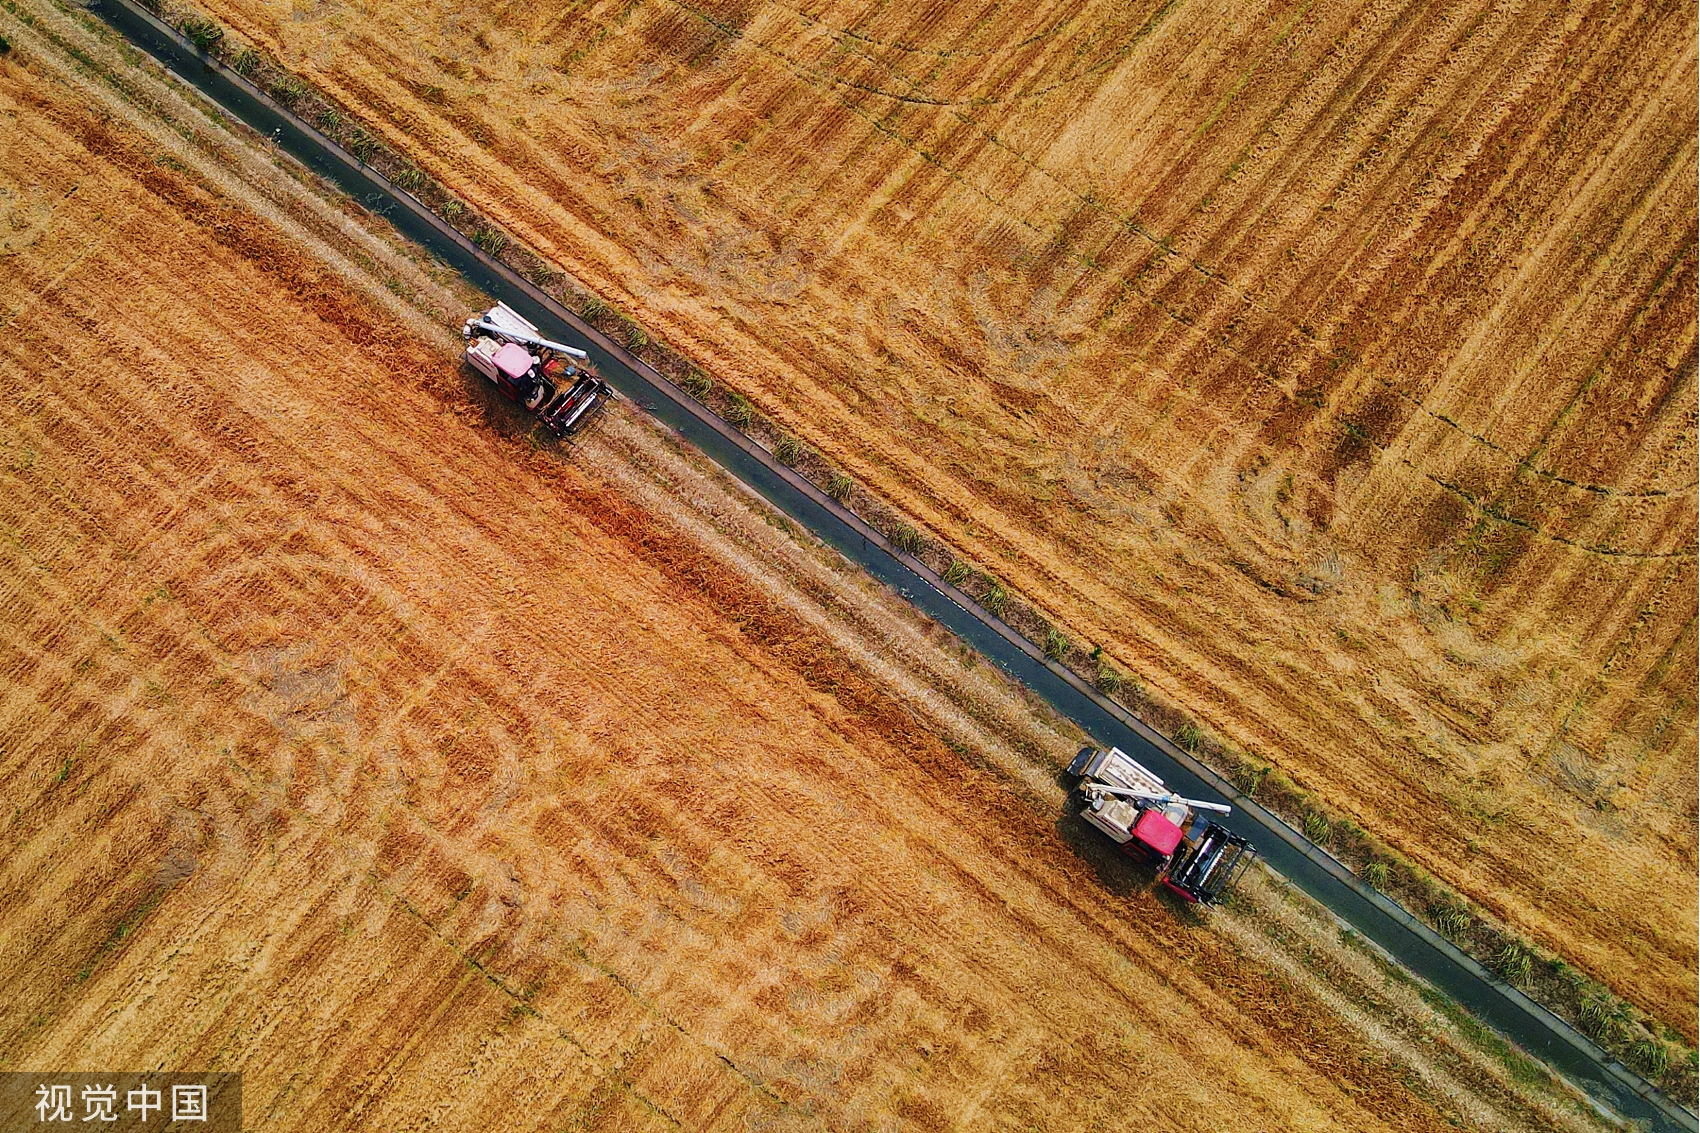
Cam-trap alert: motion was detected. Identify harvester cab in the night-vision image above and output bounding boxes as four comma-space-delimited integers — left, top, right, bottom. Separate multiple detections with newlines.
1067, 745, 1255, 905
462, 301, 613, 436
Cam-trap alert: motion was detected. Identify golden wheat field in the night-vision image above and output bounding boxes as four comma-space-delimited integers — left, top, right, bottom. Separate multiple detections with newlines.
181, 0, 1700, 1031
3, 17, 1639, 1129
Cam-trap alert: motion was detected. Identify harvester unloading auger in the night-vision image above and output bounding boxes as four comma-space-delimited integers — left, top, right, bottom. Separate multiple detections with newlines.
1067, 745, 1255, 905
463, 302, 613, 436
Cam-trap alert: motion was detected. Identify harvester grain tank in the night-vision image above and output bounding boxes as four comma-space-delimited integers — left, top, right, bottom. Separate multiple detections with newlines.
1067, 745, 1254, 904
463, 301, 612, 436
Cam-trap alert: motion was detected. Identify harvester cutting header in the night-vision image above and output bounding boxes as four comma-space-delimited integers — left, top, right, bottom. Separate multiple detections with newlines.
1067, 745, 1254, 905
463, 302, 612, 436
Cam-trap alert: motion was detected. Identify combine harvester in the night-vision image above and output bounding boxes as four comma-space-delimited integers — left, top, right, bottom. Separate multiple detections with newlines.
463, 302, 613, 436
1067, 746, 1255, 905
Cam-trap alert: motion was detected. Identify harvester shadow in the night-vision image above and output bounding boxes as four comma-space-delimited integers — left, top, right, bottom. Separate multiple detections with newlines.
455, 362, 567, 451
1052, 774, 1210, 925
1052, 796, 1152, 901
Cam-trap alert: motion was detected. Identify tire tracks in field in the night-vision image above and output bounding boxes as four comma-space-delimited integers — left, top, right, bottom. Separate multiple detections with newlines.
580, 413, 1076, 805
209, 400, 1602, 1133
780, 0, 1072, 60
650, 0, 1695, 524
0, 61, 1106, 1117
216, 0, 1691, 527
838, 0, 1693, 509
0, 306, 1453, 1133
567, 409, 1620, 1133
0, 37, 733, 1120
0, 342, 801, 1133
1220, 871, 1601, 1133
325, 804, 788, 1132
665, 0, 1182, 107
637, 0, 1700, 538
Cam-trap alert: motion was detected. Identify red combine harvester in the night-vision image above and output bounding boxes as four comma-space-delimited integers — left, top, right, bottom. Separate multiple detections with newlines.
1067, 745, 1255, 905
463, 302, 613, 436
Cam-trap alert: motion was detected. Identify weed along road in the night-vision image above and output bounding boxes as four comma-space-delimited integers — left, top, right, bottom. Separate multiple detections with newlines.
86, 3, 1696, 1129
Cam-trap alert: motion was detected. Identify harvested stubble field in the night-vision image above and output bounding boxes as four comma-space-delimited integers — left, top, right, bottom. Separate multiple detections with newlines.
0, 7, 1637, 1130
180, 0, 1700, 1034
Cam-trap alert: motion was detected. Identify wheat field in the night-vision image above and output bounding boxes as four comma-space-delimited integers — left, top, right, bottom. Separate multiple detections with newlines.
4, 14, 1646, 1123
182, 0, 1700, 1032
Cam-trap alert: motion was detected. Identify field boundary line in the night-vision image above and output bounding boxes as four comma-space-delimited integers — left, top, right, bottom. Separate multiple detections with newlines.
75, 2, 1698, 1128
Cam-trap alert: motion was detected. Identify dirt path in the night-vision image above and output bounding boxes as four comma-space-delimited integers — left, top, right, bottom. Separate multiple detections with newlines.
160, 0, 1699, 1032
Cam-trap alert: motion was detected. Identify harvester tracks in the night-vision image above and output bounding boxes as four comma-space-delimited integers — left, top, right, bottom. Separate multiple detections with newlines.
82, 2, 1697, 1129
